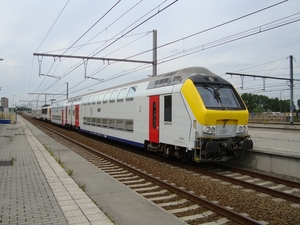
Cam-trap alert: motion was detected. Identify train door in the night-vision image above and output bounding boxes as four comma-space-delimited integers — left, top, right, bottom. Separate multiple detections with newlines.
149, 95, 159, 143
65, 106, 68, 125
75, 105, 80, 127
62, 110, 64, 125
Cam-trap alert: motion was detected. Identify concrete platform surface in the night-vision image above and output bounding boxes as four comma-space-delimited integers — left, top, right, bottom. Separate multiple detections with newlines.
0, 118, 114, 225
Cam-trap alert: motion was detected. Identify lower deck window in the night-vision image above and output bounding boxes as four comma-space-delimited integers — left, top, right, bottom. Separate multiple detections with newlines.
84, 117, 133, 132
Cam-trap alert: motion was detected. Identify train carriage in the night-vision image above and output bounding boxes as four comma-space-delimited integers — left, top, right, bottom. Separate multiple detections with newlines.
41, 104, 51, 121
44, 67, 252, 162
76, 67, 252, 162
51, 100, 65, 126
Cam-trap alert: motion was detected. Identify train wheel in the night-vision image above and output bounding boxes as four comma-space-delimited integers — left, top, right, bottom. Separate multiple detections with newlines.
179, 150, 187, 162
144, 141, 149, 151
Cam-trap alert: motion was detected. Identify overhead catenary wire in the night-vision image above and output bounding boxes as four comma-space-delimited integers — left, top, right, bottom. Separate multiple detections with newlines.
49, 1, 293, 98
30, 1, 299, 104
34, 1, 178, 99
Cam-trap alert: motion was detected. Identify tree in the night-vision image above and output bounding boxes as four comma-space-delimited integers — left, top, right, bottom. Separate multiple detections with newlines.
240, 93, 291, 113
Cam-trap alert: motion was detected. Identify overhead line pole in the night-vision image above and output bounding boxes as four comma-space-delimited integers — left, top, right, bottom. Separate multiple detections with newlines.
226, 55, 299, 125
33, 29, 158, 77
289, 55, 294, 125
28, 93, 67, 105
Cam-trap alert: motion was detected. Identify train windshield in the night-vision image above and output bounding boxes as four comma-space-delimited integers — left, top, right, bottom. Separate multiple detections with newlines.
196, 84, 242, 109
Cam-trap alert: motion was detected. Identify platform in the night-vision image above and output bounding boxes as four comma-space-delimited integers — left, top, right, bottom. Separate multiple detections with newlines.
0, 118, 114, 225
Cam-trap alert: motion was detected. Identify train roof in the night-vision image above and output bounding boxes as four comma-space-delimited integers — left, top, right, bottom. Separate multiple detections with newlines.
59, 67, 230, 102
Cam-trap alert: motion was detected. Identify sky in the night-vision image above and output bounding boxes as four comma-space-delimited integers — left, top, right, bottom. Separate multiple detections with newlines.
0, 0, 300, 108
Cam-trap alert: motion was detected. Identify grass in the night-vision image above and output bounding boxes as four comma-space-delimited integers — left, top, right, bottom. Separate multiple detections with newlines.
78, 183, 86, 191
44, 145, 73, 177
10, 157, 17, 165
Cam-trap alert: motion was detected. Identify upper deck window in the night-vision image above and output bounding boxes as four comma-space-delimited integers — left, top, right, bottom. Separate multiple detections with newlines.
103, 92, 111, 104
92, 94, 98, 105
117, 88, 127, 102
97, 93, 104, 104
109, 90, 118, 103
196, 84, 243, 109
126, 86, 137, 101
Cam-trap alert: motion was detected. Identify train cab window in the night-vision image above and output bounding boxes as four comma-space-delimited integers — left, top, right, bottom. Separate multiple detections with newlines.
109, 90, 118, 103
164, 95, 172, 122
97, 93, 104, 104
196, 85, 242, 109
92, 94, 98, 105
126, 86, 137, 101
103, 92, 111, 104
117, 88, 127, 102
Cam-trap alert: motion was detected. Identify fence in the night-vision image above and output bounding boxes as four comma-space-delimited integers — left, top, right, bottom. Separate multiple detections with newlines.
0, 112, 17, 124
249, 113, 300, 123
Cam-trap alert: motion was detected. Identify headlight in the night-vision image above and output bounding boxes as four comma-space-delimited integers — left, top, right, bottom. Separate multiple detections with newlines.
237, 125, 247, 133
203, 126, 216, 134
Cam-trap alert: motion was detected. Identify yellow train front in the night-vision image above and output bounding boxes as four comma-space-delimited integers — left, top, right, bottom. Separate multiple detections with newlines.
179, 68, 253, 162
146, 67, 253, 162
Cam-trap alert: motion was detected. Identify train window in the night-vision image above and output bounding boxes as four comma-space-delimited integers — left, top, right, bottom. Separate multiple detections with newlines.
152, 102, 156, 129
97, 93, 104, 104
96, 118, 102, 126
164, 95, 172, 122
109, 119, 115, 128
91, 118, 96, 125
87, 96, 93, 105
196, 85, 241, 109
92, 94, 98, 105
103, 118, 108, 127
82, 97, 86, 105
126, 86, 137, 101
103, 92, 111, 104
125, 120, 133, 132
109, 90, 118, 103
117, 119, 123, 130
117, 88, 127, 102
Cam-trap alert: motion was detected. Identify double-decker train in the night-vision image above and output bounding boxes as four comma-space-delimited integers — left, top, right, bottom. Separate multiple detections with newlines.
32, 67, 253, 162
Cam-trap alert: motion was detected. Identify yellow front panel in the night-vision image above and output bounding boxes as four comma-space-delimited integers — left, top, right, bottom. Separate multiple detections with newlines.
181, 79, 249, 126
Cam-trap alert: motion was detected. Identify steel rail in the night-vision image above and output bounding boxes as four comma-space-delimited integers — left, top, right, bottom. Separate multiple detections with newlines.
27, 118, 262, 225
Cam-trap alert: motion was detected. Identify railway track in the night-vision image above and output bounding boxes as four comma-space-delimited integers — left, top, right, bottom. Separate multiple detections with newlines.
22, 114, 300, 224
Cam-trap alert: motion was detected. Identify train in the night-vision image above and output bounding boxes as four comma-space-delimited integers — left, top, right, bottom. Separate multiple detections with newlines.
32, 67, 253, 162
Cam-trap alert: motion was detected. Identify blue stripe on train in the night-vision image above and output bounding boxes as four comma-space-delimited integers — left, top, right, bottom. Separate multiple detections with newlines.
80, 129, 144, 148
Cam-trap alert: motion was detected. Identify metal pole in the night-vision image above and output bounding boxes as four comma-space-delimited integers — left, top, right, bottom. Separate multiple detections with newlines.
152, 30, 157, 76
289, 55, 294, 125
66, 82, 69, 99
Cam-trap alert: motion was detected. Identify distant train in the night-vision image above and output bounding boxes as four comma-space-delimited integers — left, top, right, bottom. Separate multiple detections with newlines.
32, 67, 253, 162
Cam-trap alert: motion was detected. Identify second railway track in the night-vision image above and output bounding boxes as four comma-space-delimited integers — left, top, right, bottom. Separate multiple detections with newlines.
23, 114, 300, 225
